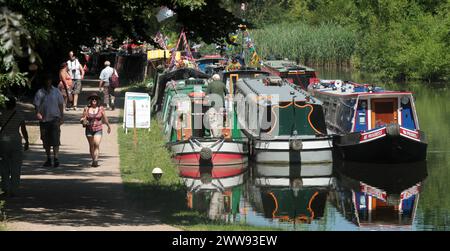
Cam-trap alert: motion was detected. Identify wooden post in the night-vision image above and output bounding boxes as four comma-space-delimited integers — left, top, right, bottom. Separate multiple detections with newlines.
133, 100, 137, 147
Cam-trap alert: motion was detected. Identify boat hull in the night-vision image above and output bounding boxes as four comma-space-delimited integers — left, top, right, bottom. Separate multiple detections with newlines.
178, 163, 247, 179
253, 137, 333, 164
335, 128, 427, 163
169, 139, 248, 166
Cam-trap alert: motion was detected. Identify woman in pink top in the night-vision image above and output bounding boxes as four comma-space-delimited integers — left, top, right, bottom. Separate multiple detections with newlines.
81, 93, 111, 167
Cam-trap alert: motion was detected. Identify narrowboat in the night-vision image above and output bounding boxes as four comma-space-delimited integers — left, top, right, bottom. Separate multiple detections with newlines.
262, 60, 318, 90
235, 76, 333, 164
151, 67, 210, 113
248, 163, 333, 225
309, 80, 427, 163
160, 77, 248, 167
222, 68, 270, 96
330, 161, 427, 229
196, 55, 226, 75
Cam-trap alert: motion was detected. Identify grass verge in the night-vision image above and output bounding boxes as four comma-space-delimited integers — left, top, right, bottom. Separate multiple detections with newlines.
118, 118, 282, 231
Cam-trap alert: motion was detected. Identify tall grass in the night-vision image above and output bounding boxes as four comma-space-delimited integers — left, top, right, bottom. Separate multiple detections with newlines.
251, 22, 357, 67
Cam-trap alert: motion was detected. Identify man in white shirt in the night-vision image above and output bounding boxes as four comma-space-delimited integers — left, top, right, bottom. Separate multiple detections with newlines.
33, 75, 64, 168
67, 51, 85, 110
99, 61, 116, 110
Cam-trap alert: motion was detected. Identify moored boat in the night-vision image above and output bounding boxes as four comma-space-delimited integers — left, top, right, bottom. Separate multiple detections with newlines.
151, 67, 210, 113
160, 77, 248, 167
309, 80, 428, 163
262, 60, 318, 90
235, 76, 333, 164
196, 55, 226, 75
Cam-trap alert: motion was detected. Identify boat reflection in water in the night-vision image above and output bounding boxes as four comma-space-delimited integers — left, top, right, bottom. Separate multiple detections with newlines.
180, 163, 247, 222
330, 161, 427, 229
248, 163, 333, 226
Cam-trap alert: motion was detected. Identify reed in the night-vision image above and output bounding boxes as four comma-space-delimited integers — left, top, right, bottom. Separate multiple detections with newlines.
251, 22, 356, 67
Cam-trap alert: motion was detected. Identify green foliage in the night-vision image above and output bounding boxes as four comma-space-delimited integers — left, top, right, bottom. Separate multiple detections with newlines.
246, 0, 450, 81
0, 7, 38, 105
251, 22, 356, 66
355, 2, 450, 81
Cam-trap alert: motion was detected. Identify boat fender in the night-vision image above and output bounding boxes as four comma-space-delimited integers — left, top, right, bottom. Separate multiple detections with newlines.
290, 139, 303, 151
200, 147, 213, 160
386, 123, 400, 137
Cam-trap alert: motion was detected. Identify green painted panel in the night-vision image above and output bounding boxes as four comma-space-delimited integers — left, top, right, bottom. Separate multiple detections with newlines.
278, 105, 315, 135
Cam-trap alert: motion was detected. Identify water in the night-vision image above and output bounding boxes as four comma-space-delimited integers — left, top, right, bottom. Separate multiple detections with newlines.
179, 68, 450, 231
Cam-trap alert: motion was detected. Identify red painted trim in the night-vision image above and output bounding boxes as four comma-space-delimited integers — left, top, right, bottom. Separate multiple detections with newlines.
174, 153, 245, 166
178, 166, 246, 178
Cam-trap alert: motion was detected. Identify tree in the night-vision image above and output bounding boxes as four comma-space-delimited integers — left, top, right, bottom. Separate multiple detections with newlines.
0, 0, 245, 102
0, 7, 39, 105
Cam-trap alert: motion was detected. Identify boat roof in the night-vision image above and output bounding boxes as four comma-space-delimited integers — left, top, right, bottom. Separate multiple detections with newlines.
165, 78, 206, 93
159, 67, 210, 83
312, 80, 413, 97
196, 56, 225, 62
222, 68, 270, 78
238, 77, 322, 104
263, 60, 316, 72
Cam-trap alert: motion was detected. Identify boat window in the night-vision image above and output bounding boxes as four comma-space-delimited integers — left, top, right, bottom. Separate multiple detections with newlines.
371, 98, 398, 128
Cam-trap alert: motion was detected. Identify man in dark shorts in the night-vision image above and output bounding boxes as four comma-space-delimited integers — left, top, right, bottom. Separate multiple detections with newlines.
33, 75, 64, 167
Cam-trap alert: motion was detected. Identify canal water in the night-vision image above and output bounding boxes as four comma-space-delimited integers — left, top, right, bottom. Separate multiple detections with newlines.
179, 68, 450, 231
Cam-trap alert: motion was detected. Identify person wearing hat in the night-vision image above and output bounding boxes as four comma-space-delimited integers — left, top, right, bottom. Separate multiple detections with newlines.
80, 92, 111, 167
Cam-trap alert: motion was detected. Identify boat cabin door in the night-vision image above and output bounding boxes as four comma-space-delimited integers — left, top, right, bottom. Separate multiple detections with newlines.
370, 98, 398, 129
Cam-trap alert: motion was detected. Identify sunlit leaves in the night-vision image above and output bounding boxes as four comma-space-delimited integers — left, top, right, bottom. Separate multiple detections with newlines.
0, 7, 38, 105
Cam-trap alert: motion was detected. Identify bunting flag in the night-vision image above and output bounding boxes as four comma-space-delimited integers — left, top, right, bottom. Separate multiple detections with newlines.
153, 31, 168, 50
169, 30, 195, 69
250, 51, 261, 67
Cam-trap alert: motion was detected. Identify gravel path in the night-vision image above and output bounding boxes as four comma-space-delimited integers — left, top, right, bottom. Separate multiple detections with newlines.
4, 87, 179, 231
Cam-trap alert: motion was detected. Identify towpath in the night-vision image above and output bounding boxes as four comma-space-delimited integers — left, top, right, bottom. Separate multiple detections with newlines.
3, 86, 179, 231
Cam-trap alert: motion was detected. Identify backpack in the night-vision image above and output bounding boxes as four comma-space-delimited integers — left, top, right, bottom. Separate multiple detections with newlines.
109, 69, 120, 88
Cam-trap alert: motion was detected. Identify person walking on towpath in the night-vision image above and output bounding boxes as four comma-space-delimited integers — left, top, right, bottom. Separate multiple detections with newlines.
34, 75, 64, 168
99, 61, 118, 110
0, 96, 29, 198
67, 51, 85, 110
80, 92, 111, 167
58, 62, 73, 111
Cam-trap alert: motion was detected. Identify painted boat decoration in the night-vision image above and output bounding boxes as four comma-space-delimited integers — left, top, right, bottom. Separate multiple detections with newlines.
309, 80, 427, 163
262, 60, 318, 90
235, 76, 333, 164
160, 77, 248, 167
248, 163, 333, 225
330, 161, 427, 229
